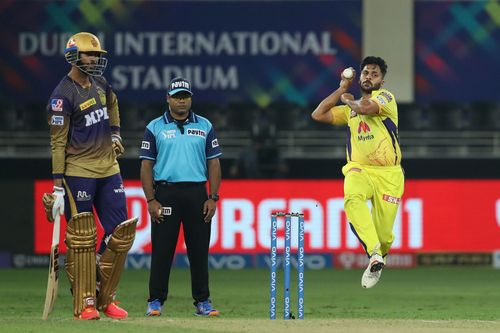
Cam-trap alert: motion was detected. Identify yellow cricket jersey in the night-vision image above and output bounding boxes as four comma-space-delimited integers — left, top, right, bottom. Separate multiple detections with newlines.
330, 89, 402, 166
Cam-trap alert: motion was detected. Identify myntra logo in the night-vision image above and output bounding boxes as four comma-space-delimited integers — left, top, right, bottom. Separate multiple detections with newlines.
358, 121, 370, 133
357, 121, 374, 141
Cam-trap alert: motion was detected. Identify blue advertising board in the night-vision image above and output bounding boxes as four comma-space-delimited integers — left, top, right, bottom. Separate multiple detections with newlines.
1, 0, 362, 106
415, 0, 500, 102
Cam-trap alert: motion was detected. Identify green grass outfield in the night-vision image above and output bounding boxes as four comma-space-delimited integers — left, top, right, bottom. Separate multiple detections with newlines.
1, 267, 500, 333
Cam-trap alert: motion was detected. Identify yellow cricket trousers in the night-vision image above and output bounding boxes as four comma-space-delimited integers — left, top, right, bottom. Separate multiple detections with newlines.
342, 162, 405, 257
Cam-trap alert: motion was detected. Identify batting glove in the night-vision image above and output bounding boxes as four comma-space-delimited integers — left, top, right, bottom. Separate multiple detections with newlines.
51, 186, 65, 220
112, 134, 124, 158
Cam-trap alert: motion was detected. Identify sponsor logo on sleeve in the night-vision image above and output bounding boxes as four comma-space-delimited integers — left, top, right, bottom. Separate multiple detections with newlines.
375, 91, 393, 106
51, 115, 64, 126
211, 138, 219, 148
376, 95, 387, 106
379, 91, 393, 102
79, 98, 96, 111
141, 141, 150, 150
51, 99, 64, 112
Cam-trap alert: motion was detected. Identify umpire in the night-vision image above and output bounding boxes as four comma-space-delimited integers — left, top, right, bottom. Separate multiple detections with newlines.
140, 77, 222, 317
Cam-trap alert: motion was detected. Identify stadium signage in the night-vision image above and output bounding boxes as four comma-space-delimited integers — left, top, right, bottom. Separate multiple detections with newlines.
34, 180, 500, 254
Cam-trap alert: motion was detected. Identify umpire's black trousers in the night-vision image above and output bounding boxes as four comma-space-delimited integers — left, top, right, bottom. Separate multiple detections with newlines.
148, 181, 211, 304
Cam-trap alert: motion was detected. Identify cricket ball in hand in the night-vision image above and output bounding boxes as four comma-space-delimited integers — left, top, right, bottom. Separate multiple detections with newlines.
342, 68, 354, 79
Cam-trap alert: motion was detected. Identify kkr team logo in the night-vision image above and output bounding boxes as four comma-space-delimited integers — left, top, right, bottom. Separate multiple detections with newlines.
76, 191, 91, 201
358, 121, 371, 133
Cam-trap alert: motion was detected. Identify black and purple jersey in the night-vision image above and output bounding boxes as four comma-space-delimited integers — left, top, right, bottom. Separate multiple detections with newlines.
46, 76, 121, 179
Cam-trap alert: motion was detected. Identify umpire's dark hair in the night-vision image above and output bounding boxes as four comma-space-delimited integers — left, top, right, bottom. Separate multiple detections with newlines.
361, 56, 388, 77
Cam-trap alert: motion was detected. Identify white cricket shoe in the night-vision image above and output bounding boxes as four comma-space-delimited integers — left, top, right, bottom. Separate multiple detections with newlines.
361, 253, 385, 289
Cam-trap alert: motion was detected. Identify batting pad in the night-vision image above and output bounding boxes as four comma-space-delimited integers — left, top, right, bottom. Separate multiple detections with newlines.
97, 217, 138, 309
65, 212, 97, 317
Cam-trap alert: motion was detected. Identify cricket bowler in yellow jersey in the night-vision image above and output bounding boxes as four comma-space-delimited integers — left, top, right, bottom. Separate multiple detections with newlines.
311, 56, 404, 288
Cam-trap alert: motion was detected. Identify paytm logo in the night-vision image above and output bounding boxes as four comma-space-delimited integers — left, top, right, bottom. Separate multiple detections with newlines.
187, 129, 206, 137
171, 81, 189, 89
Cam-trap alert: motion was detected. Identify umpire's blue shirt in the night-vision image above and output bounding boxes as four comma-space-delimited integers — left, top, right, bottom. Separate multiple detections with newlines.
139, 110, 222, 182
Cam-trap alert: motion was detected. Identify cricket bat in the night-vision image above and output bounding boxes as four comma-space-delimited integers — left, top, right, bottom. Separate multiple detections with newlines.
42, 214, 61, 320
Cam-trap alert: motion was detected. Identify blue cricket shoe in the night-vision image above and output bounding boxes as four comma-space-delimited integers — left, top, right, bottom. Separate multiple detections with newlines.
145, 299, 162, 316
194, 299, 220, 317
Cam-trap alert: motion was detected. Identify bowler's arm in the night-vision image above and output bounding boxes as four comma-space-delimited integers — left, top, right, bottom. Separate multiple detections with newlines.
345, 97, 380, 116
312, 71, 355, 124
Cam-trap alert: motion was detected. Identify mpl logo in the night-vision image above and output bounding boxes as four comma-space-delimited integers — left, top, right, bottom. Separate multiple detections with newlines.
357, 121, 371, 133
84, 107, 109, 127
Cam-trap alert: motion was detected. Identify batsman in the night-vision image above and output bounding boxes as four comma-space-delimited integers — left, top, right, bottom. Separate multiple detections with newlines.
42, 32, 137, 320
